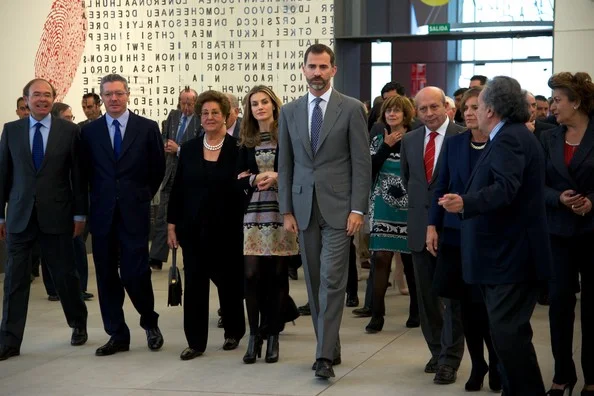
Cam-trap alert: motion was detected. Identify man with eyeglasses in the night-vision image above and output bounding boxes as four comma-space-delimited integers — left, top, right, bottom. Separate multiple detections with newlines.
0, 78, 89, 361
149, 87, 200, 271
80, 74, 165, 357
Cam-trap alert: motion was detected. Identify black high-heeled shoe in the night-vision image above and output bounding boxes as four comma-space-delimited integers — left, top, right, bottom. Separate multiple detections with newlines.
243, 335, 263, 364
465, 364, 488, 391
365, 316, 384, 333
546, 381, 576, 396
265, 334, 279, 363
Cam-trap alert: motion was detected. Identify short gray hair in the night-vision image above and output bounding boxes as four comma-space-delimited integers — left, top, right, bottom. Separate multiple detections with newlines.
100, 74, 129, 94
482, 76, 530, 123
225, 93, 239, 109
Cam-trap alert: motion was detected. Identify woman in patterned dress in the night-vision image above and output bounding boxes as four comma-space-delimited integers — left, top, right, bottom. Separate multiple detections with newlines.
365, 95, 419, 333
237, 86, 299, 364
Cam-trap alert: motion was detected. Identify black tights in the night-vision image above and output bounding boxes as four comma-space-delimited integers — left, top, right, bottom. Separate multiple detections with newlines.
371, 251, 418, 319
244, 255, 288, 336
461, 288, 498, 373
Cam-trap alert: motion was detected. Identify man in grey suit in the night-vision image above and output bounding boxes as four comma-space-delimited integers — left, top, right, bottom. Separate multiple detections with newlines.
400, 86, 465, 384
278, 44, 371, 379
149, 87, 200, 270
0, 78, 88, 360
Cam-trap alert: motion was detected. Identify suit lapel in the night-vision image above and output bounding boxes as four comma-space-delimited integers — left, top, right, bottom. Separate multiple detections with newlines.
550, 127, 575, 185
296, 95, 314, 161
317, 90, 342, 153
22, 118, 35, 172
464, 134, 495, 193
98, 116, 116, 162
119, 113, 140, 160
569, 119, 594, 171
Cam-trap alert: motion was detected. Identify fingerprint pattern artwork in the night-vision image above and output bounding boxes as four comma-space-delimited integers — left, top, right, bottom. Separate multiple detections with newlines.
35, 0, 88, 101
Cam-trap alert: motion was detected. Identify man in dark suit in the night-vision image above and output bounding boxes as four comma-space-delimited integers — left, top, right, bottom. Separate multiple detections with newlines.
81, 74, 166, 356
440, 76, 551, 395
278, 44, 371, 379
526, 91, 556, 140
0, 78, 88, 360
225, 93, 242, 138
149, 88, 200, 270
400, 86, 465, 385
78, 92, 102, 127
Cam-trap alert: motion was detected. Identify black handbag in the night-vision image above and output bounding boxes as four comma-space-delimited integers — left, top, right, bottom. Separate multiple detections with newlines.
167, 247, 183, 306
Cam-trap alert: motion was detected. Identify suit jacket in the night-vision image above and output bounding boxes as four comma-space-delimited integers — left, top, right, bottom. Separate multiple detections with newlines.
231, 117, 242, 139
0, 117, 87, 234
533, 119, 556, 141
167, 135, 243, 244
460, 122, 552, 284
81, 112, 165, 237
428, 130, 473, 232
540, 119, 594, 237
400, 121, 465, 252
278, 89, 371, 230
162, 110, 201, 190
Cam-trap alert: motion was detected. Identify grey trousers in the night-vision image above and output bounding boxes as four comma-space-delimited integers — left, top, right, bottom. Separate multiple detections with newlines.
411, 250, 464, 369
299, 199, 351, 361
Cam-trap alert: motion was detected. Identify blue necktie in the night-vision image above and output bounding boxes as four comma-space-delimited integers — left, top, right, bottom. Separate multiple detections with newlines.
113, 119, 122, 159
32, 122, 44, 171
176, 115, 187, 143
310, 97, 323, 155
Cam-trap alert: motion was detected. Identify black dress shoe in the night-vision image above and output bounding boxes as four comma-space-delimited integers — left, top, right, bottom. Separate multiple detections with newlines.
81, 292, 94, 301
424, 356, 439, 373
352, 307, 372, 317
0, 345, 20, 361
95, 340, 129, 356
180, 347, 203, 360
222, 338, 239, 350
312, 356, 341, 370
71, 327, 88, 346
288, 266, 298, 280
434, 364, 457, 384
405, 316, 420, 328
298, 303, 311, 316
146, 327, 164, 350
346, 294, 359, 307
217, 317, 224, 328
365, 316, 384, 333
149, 259, 163, 270
315, 358, 335, 379
48, 295, 59, 302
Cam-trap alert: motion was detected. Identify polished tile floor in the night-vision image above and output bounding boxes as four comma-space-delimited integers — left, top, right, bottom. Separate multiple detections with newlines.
0, 258, 583, 396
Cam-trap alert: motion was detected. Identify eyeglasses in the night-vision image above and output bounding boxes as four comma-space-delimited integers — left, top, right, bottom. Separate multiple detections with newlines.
102, 91, 128, 98
200, 110, 222, 118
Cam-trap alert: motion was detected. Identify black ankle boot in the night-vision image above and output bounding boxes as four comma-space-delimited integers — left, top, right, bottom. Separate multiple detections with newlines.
243, 335, 262, 364
465, 363, 488, 391
365, 316, 384, 333
265, 335, 279, 363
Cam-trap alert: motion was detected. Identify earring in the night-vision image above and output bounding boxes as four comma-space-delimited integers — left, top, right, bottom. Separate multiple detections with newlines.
573, 105, 578, 110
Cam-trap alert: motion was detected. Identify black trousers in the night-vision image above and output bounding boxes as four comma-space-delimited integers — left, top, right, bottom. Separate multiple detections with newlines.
549, 232, 594, 386
181, 230, 245, 352
1, 210, 87, 348
92, 210, 158, 343
481, 283, 545, 395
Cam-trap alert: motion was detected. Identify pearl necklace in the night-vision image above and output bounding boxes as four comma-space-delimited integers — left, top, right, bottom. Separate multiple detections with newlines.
203, 135, 224, 151
470, 141, 487, 150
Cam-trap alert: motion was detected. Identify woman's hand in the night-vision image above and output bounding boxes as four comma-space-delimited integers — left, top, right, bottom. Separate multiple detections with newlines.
570, 196, 592, 216
257, 171, 278, 190
167, 224, 178, 249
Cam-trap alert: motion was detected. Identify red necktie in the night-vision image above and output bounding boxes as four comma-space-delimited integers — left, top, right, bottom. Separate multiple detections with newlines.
424, 131, 438, 182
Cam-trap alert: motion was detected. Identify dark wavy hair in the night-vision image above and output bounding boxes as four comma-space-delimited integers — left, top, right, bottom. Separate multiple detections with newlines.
548, 72, 594, 116
482, 76, 530, 123
194, 90, 231, 120
239, 85, 282, 148
379, 95, 415, 130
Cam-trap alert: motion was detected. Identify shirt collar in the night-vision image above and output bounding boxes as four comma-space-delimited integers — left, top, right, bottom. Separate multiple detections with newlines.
29, 114, 52, 129
105, 109, 130, 129
425, 116, 450, 137
489, 120, 506, 141
308, 87, 333, 105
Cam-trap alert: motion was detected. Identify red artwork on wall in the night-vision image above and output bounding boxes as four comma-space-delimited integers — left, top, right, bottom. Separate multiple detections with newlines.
35, 0, 88, 101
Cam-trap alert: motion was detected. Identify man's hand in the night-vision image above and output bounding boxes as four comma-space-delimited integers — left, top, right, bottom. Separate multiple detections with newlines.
525, 121, 535, 133
0, 223, 6, 241
165, 139, 179, 155
73, 221, 85, 237
426, 225, 439, 257
283, 213, 298, 233
438, 193, 464, 213
346, 212, 364, 236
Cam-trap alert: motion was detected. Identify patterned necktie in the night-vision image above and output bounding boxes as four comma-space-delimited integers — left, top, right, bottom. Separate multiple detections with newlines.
32, 122, 44, 171
176, 115, 187, 143
310, 97, 323, 155
113, 119, 122, 159
424, 131, 438, 182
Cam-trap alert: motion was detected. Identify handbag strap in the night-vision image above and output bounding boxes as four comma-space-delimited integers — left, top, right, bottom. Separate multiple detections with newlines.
171, 247, 177, 269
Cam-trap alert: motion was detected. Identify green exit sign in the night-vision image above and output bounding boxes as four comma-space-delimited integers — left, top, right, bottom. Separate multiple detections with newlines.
428, 23, 450, 34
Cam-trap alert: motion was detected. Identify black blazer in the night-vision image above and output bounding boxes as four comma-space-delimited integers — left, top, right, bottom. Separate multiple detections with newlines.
540, 119, 594, 237
168, 134, 243, 244
533, 119, 556, 141
460, 122, 552, 284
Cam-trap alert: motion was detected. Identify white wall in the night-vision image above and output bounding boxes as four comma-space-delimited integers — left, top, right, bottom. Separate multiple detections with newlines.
553, 0, 594, 76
